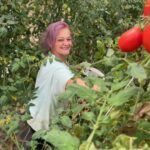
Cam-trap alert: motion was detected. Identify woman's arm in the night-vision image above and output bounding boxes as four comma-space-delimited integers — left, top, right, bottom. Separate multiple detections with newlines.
66, 78, 100, 91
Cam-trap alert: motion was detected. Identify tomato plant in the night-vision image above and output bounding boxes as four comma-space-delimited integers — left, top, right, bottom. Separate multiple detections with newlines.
118, 27, 143, 52
143, 23, 150, 53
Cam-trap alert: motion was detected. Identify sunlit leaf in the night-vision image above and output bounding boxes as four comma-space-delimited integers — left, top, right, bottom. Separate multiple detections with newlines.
43, 128, 80, 150
112, 134, 136, 149
127, 63, 147, 80
106, 48, 114, 57
79, 61, 91, 69
108, 87, 139, 106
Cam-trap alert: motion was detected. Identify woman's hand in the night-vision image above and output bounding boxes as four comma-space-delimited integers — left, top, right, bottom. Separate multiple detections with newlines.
66, 78, 88, 88
75, 78, 88, 88
92, 84, 100, 92
66, 78, 100, 91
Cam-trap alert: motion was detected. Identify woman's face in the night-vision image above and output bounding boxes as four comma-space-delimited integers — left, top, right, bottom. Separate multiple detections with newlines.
52, 28, 72, 61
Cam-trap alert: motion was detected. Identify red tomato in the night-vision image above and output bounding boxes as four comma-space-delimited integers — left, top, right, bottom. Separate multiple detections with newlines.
143, 23, 150, 53
145, 0, 150, 5
144, 6, 150, 16
144, 0, 150, 17
118, 27, 143, 52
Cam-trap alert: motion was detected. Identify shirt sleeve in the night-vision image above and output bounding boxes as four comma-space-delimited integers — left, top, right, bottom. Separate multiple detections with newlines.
52, 65, 74, 95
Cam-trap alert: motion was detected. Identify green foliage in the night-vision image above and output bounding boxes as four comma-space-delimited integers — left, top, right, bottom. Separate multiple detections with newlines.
1, 0, 150, 150
127, 62, 147, 80
43, 129, 80, 150
108, 87, 140, 106
54, 52, 150, 149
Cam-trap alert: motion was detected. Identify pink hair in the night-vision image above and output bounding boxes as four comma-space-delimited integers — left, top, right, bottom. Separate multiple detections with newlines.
40, 21, 70, 53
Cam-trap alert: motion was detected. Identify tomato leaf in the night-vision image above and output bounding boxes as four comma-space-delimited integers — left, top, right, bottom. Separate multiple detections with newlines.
43, 128, 80, 150
32, 130, 47, 140
113, 134, 136, 149
82, 111, 96, 121
61, 84, 98, 103
106, 48, 115, 57
60, 116, 72, 128
86, 76, 108, 92
111, 80, 130, 91
58, 87, 76, 102
127, 63, 147, 80
108, 87, 139, 106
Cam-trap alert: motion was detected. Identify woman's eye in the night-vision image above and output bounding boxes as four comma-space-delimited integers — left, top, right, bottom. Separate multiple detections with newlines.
57, 38, 72, 42
57, 39, 64, 42
67, 38, 72, 41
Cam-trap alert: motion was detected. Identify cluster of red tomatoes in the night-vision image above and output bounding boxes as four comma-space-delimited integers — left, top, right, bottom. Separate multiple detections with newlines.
118, 0, 150, 53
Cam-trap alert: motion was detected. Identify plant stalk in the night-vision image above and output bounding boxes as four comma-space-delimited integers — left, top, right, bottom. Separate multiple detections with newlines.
85, 98, 107, 150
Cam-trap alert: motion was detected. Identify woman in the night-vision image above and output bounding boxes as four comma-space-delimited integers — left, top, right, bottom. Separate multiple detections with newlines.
27, 21, 88, 132
20, 21, 99, 149
27, 21, 73, 131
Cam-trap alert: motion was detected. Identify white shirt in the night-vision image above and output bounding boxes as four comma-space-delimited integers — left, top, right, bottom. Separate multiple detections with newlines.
27, 56, 74, 131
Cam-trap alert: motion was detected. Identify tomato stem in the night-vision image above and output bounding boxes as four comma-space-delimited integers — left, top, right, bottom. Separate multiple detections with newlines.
119, 58, 130, 64
84, 98, 107, 150
141, 54, 150, 66
91, 59, 104, 66
133, 90, 141, 114
125, 77, 134, 89
85, 94, 113, 150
